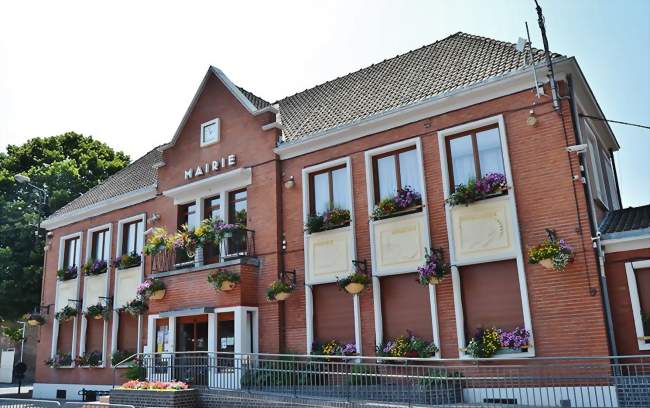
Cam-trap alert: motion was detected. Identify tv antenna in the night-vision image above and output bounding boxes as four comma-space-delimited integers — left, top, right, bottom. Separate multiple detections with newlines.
516, 22, 542, 99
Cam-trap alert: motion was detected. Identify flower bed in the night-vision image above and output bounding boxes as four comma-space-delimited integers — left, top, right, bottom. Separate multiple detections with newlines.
446, 173, 507, 207
110, 387, 197, 408
417, 248, 451, 285
376, 333, 438, 358
305, 207, 351, 234
371, 186, 422, 220
119, 380, 189, 391
465, 327, 530, 358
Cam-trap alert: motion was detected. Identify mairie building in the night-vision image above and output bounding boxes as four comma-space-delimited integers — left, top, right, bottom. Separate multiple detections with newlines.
32, 32, 650, 399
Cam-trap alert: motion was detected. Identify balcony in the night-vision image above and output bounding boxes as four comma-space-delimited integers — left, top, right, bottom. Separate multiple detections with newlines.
151, 228, 256, 274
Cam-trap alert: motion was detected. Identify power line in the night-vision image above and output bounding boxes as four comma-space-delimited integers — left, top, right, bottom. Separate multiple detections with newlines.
579, 114, 650, 130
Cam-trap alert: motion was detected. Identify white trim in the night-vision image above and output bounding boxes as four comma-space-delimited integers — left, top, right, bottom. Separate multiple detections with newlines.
305, 285, 314, 353
52, 231, 83, 361
601, 236, 650, 254
41, 185, 157, 230
302, 156, 356, 285
200, 117, 220, 147
79, 223, 112, 367
353, 294, 362, 355
437, 114, 535, 359
625, 261, 650, 351
262, 122, 283, 131
112, 213, 146, 357
163, 167, 252, 205
371, 276, 382, 349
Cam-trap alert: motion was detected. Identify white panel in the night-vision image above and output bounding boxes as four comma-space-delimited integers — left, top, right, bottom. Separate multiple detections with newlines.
306, 227, 354, 284
372, 212, 426, 275
450, 196, 516, 264
115, 267, 140, 308
83, 274, 107, 308
56, 280, 77, 312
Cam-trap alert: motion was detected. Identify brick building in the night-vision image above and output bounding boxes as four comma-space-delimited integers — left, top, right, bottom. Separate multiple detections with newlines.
31, 33, 647, 399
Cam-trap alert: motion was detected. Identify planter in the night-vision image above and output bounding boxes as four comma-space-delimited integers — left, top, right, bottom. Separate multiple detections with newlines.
275, 292, 291, 301
539, 258, 554, 269
27, 319, 41, 326
428, 276, 443, 285
219, 280, 237, 292
149, 289, 166, 300
110, 389, 197, 408
344, 282, 365, 294
93, 315, 104, 320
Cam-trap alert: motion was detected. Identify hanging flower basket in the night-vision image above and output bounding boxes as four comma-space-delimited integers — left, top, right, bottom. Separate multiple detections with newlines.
55, 305, 78, 322
121, 299, 148, 316
85, 303, 110, 321
336, 272, 371, 295
417, 248, 451, 286
539, 258, 554, 269
528, 235, 573, 272
137, 278, 166, 300
24, 313, 46, 326
208, 270, 240, 292
266, 280, 295, 301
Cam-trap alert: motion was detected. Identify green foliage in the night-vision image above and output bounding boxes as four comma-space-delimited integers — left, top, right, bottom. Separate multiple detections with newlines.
346, 364, 381, 386
266, 280, 295, 301
84, 303, 110, 320
54, 305, 78, 321
75, 351, 102, 367
111, 350, 133, 366
0, 132, 129, 319
336, 272, 371, 290
125, 361, 146, 380
207, 269, 240, 291
1, 326, 24, 343
305, 207, 351, 234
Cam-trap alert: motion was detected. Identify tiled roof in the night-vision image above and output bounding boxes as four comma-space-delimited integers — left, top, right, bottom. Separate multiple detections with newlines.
50, 147, 163, 217
238, 87, 270, 110
46, 32, 563, 222
276, 32, 561, 142
600, 204, 650, 237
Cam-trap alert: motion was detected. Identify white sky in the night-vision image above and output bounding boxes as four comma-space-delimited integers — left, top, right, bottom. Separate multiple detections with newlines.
1, 0, 648, 206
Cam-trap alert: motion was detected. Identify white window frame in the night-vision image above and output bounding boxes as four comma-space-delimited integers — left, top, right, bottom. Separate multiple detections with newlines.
625, 259, 650, 351
111, 213, 147, 362
584, 121, 609, 209
200, 118, 220, 147
363, 137, 439, 358
52, 231, 83, 366
438, 114, 534, 359
301, 157, 362, 354
79, 223, 112, 367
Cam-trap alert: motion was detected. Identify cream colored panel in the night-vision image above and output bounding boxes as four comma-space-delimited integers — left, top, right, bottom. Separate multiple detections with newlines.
373, 213, 426, 275
83, 274, 107, 308
56, 279, 77, 312
115, 267, 140, 308
306, 227, 354, 284
451, 196, 515, 264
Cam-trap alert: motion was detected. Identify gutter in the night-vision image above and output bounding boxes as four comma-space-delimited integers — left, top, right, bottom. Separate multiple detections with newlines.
567, 74, 618, 356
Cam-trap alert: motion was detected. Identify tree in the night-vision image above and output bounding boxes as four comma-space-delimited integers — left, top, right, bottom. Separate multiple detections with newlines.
0, 132, 130, 319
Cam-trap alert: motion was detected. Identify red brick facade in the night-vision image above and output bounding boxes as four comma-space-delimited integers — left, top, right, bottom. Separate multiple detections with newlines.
35, 69, 621, 392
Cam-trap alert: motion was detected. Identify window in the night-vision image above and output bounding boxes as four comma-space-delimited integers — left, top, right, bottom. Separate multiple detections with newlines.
446, 126, 505, 190
178, 202, 199, 228
625, 261, 650, 350
200, 118, 220, 146
309, 165, 350, 215
122, 220, 143, 255
228, 190, 247, 226
204, 195, 222, 220
372, 146, 421, 202
63, 237, 80, 269
91, 229, 110, 261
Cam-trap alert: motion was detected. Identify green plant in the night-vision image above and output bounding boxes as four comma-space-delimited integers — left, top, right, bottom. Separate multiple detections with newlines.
111, 350, 134, 366
528, 238, 573, 271
144, 228, 172, 255
305, 207, 351, 234
56, 266, 78, 281
446, 173, 507, 207
208, 270, 241, 291
305, 215, 324, 234
81, 259, 108, 276
121, 298, 148, 316
642, 312, 650, 337
336, 273, 371, 291
418, 369, 463, 388
55, 305, 78, 321
125, 360, 147, 380
376, 332, 438, 358
76, 351, 102, 367
371, 186, 422, 220
266, 280, 295, 301
136, 278, 166, 299
465, 328, 501, 358
346, 364, 381, 386
1, 326, 24, 343
45, 352, 73, 368
417, 247, 451, 285
85, 303, 110, 320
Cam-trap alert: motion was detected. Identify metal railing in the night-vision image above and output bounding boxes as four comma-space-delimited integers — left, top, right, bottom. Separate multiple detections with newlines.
150, 228, 256, 273
112, 352, 650, 407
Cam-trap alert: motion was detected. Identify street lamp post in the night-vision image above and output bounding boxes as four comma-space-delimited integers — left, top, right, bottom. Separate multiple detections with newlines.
16, 321, 26, 362
14, 174, 49, 235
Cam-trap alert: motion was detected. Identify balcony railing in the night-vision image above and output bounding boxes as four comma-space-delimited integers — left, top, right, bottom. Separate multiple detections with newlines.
113, 352, 650, 407
151, 228, 255, 274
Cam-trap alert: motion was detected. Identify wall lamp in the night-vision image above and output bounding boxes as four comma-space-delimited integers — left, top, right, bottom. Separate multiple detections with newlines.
283, 176, 296, 189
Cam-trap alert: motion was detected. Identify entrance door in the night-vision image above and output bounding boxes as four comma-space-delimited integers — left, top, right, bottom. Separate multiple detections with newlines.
175, 315, 208, 386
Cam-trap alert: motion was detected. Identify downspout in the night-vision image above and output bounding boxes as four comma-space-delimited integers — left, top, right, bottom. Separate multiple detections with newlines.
567, 75, 618, 356
274, 128, 287, 353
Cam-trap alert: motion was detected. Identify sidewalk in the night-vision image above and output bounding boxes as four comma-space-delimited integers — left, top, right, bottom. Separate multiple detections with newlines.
0, 383, 33, 397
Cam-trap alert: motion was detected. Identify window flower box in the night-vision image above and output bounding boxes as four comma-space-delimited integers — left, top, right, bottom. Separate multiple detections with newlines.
371, 187, 422, 221
305, 207, 351, 234
81, 259, 108, 276
465, 327, 530, 358
76, 351, 102, 368
376, 332, 438, 359
45, 352, 72, 368
446, 173, 507, 207
312, 340, 357, 359
113, 252, 142, 270
57, 266, 78, 281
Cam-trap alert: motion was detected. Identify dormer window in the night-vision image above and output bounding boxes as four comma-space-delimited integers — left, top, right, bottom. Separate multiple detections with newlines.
200, 118, 220, 147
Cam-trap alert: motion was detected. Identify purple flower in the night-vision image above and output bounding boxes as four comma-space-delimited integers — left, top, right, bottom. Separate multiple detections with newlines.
383, 341, 395, 353
499, 327, 530, 350
476, 173, 507, 195
341, 343, 357, 356
558, 239, 573, 254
